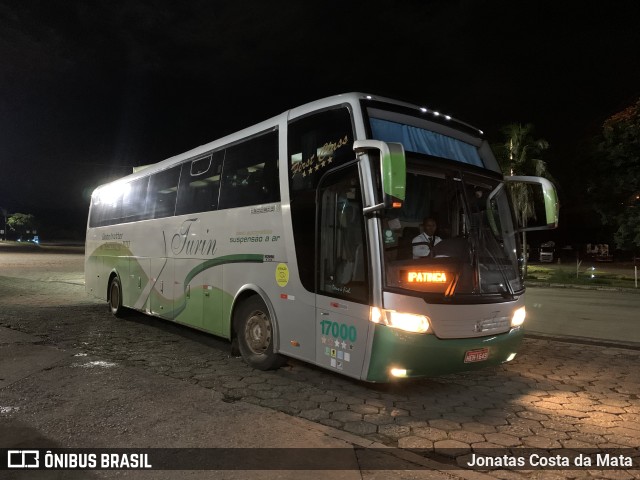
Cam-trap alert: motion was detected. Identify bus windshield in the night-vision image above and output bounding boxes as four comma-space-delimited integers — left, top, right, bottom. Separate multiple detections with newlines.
380, 160, 523, 301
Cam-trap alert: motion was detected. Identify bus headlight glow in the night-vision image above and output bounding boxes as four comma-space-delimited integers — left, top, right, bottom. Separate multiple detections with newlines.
511, 306, 526, 327
390, 368, 408, 378
370, 307, 430, 334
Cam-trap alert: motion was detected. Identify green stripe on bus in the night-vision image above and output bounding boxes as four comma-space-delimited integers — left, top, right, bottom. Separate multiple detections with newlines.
172, 254, 265, 324
366, 324, 524, 382
184, 254, 264, 286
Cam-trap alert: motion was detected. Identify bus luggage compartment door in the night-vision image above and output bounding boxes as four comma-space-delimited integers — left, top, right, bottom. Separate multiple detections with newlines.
150, 257, 176, 319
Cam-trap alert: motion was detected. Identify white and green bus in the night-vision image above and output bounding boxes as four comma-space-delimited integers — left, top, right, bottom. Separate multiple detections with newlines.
85, 93, 558, 382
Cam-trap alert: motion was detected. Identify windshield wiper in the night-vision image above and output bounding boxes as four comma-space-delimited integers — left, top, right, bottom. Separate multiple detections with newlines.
477, 228, 515, 298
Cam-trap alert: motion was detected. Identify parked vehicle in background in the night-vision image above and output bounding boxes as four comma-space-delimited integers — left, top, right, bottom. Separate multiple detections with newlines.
587, 243, 613, 262
539, 241, 555, 262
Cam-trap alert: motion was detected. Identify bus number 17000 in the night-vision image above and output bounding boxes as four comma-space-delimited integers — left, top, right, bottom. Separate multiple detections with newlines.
320, 320, 357, 342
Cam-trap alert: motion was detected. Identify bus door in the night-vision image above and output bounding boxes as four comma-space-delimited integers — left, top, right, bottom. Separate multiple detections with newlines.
315, 164, 370, 379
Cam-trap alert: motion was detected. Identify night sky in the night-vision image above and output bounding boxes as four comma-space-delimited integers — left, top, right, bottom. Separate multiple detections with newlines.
1, 0, 639, 240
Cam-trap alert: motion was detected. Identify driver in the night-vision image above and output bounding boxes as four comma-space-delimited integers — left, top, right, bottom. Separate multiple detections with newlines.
412, 217, 442, 258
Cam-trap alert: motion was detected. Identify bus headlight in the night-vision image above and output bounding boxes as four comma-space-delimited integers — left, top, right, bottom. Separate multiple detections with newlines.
370, 307, 430, 334
511, 306, 526, 327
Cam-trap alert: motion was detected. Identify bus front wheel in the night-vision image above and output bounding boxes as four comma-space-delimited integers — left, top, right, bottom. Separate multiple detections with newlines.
108, 276, 125, 318
235, 296, 284, 371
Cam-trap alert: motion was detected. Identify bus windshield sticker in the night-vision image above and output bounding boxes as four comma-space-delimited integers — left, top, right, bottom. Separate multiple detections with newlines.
290, 135, 349, 179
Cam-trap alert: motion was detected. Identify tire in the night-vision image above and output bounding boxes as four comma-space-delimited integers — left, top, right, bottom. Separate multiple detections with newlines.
235, 296, 285, 371
108, 275, 125, 318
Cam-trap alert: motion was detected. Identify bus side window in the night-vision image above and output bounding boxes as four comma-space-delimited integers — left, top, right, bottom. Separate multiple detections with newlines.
122, 177, 149, 222
91, 184, 124, 226
146, 166, 181, 219
175, 152, 223, 215
218, 131, 279, 210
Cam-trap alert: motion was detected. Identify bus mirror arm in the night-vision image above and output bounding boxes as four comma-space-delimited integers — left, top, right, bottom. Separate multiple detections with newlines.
363, 203, 385, 214
353, 140, 406, 213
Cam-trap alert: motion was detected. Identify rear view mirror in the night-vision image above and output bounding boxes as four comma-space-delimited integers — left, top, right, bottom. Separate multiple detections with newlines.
503, 176, 559, 231
353, 140, 406, 213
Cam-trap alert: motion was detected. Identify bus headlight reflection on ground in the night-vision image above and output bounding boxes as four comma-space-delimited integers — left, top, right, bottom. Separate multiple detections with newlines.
370, 307, 430, 334
511, 306, 526, 327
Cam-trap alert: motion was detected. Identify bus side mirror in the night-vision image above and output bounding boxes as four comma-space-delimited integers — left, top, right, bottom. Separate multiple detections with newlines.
504, 175, 559, 231
353, 140, 406, 213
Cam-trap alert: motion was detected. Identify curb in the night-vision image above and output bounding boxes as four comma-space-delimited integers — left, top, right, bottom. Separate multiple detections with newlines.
526, 281, 640, 294
525, 332, 640, 351
286, 414, 496, 480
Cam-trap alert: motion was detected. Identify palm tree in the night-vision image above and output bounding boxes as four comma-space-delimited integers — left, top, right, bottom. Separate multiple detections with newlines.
496, 124, 552, 277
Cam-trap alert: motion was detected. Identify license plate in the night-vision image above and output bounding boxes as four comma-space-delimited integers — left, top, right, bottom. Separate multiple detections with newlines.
464, 348, 489, 363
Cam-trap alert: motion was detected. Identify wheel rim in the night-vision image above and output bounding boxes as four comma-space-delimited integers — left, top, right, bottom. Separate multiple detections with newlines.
244, 309, 271, 355
110, 282, 119, 311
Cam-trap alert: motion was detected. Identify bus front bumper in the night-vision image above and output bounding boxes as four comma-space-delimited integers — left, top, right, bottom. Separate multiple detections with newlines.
365, 324, 524, 382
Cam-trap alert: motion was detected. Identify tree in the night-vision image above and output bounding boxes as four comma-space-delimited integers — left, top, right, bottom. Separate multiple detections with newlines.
7, 213, 37, 239
590, 99, 640, 252
494, 123, 553, 277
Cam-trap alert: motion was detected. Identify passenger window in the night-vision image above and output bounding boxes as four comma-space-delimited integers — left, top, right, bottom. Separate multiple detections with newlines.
288, 107, 354, 192
122, 177, 149, 222
218, 130, 279, 210
175, 151, 223, 215
146, 166, 181, 219
90, 183, 124, 226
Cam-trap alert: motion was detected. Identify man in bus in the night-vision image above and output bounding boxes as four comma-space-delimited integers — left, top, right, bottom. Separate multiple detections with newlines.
412, 217, 442, 258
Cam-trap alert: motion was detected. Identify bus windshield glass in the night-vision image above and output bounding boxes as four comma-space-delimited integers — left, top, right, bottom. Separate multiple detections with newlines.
380, 161, 523, 300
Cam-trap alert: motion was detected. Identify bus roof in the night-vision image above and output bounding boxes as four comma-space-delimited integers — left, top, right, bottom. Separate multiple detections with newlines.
92, 92, 486, 193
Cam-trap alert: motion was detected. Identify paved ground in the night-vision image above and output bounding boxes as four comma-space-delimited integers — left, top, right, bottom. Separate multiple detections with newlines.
1, 248, 639, 479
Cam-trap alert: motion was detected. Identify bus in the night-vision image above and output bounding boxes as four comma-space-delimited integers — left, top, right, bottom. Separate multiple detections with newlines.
85, 93, 558, 382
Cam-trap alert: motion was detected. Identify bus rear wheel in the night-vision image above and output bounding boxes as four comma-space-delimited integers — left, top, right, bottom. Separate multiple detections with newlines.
108, 276, 125, 318
235, 296, 284, 371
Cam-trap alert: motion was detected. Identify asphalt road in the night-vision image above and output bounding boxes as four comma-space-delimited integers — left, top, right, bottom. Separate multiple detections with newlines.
526, 287, 640, 344
1, 248, 639, 479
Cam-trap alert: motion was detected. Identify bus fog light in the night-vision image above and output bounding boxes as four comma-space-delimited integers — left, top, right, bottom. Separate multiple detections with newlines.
370, 307, 430, 333
390, 368, 408, 378
505, 353, 517, 362
511, 306, 526, 327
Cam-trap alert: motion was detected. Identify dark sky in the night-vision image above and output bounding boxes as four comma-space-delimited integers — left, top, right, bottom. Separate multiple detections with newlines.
1, 0, 639, 238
